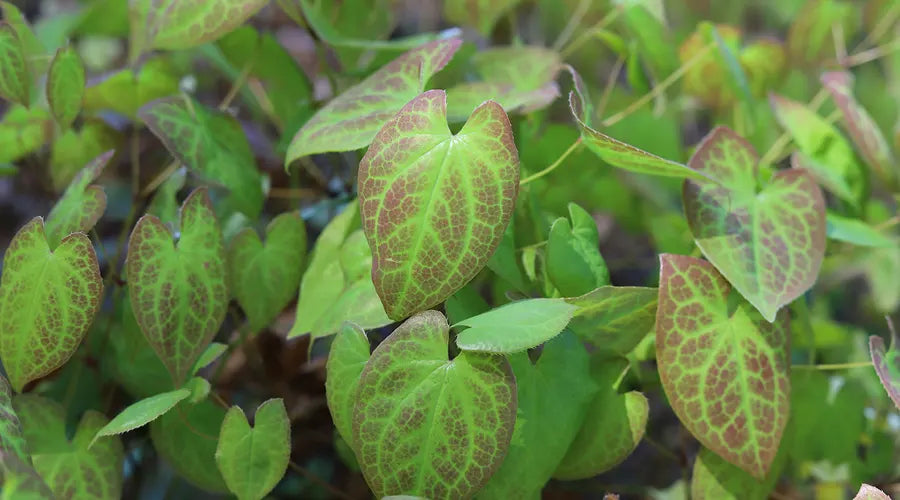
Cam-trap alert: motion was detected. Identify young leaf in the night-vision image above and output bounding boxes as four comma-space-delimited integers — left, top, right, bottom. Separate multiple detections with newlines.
0, 218, 102, 392
46, 45, 85, 129
325, 322, 370, 446
454, 298, 577, 354
0, 104, 52, 163
215, 399, 290, 500
656, 254, 790, 479
13, 395, 123, 499
83, 58, 178, 118
826, 213, 895, 247
554, 359, 648, 480
140, 96, 264, 218
90, 389, 191, 447
443, 0, 521, 36
285, 38, 461, 163
546, 203, 610, 296
228, 212, 307, 332
359, 90, 519, 320
0, 376, 29, 463
854, 484, 891, 500
192, 342, 228, 375
565, 286, 658, 354
869, 323, 900, 411
0, 22, 30, 106
184, 376, 211, 403
352, 311, 516, 498
44, 150, 112, 250
150, 399, 228, 492
289, 201, 391, 339
50, 120, 120, 191
691, 448, 771, 500
683, 127, 825, 322
126, 188, 228, 385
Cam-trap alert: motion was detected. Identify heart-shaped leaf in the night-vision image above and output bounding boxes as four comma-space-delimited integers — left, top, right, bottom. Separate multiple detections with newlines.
683, 127, 826, 322
228, 212, 307, 332
288, 201, 391, 340
0, 22, 30, 106
546, 203, 610, 296
325, 322, 370, 446
83, 58, 178, 119
150, 399, 228, 492
565, 286, 658, 354
91, 388, 192, 447
359, 90, 519, 320
13, 395, 123, 499
215, 399, 290, 500
285, 38, 461, 163
140, 96, 264, 218
443, 0, 521, 36
45, 150, 112, 249
352, 310, 516, 498
454, 298, 577, 354
0, 104, 52, 163
46, 45, 85, 129
0, 217, 102, 392
0, 376, 28, 463
656, 254, 790, 479
126, 187, 228, 385
869, 320, 900, 411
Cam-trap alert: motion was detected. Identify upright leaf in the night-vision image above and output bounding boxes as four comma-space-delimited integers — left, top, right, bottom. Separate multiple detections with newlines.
546, 203, 610, 296
91, 388, 192, 446
228, 212, 307, 332
0, 218, 102, 392
45, 150, 112, 250
46, 45, 85, 128
683, 127, 826, 322
285, 38, 461, 163
325, 322, 370, 446
454, 298, 577, 354
0, 376, 28, 463
83, 58, 178, 118
150, 399, 228, 492
353, 311, 516, 498
215, 399, 290, 500
443, 0, 521, 36
656, 254, 790, 479
126, 188, 228, 385
0, 23, 29, 106
869, 322, 900, 411
359, 90, 519, 319
565, 286, 658, 354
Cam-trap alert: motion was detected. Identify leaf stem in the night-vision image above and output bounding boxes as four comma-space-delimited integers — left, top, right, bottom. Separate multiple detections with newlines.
792, 361, 873, 370
559, 6, 622, 58
218, 56, 256, 112
552, 0, 591, 51
519, 137, 583, 186
843, 37, 900, 68
139, 160, 179, 198
597, 56, 626, 119
287, 460, 356, 500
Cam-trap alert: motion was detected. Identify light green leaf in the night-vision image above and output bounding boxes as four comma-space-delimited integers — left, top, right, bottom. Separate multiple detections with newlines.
443, 0, 521, 36
228, 212, 307, 332
140, 96, 264, 218
0, 3, 45, 72
45, 150, 112, 250
90, 388, 191, 447
359, 90, 519, 319
289, 201, 391, 340
13, 395, 123, 500
486, 220, 528, 292
325, 322, 370, 446
83, 58, 178, 118
215, 399, 290, 500
285, 38, 461, 163
46, 45, 85, 128
0, 451, 54, 500
0, 218, 102, 392
546, 203, 609, 296
150, 399, 228, 492
184, 376, 211, 403
126, 188, 228, 385
0, 376, 29, 463
870, 323, 900, 411
455, 298, 577, 354
192, 342, 228, 375
49, 120, 120, 191
353, 311, 516, 498
826, 213, 895, 247
691, 448, 770, 500
565, 286, 658, 354
0, 22, 30, 106
146, 167, 186, 228
0, 104, 52, 163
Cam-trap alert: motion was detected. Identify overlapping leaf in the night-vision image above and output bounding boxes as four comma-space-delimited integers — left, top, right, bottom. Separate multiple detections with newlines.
0, 105, 52, 163
546, 203, 610, 296
285, 38, 461, 162
228, 212, 306, 332
691, 448, 771, 500
0, 450, 53, 499
45, 150, 112, 250
565, 286, 658, 354
0, 22, 30, 106
83, 58, 178, 118
0, 376, 28, 463
126, 188, 228, 385
0, 218, 102, 392
150, 399, 228, 492
443, 0, 522, 36
656, 254, 790, 478
359, 90, 519, 320
91, 388, 191, 446
352, 311, 516, 498
454, 298, 577, 353
50, 120, 120, 190
46, 45, 85, 129
325, 323, 370, 446
683, 127, 825, 322
869, 321, 900, 411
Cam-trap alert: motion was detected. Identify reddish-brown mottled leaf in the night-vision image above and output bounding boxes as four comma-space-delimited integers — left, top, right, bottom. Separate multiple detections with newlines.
45, 150, 113, 250
870, 319, 900, 412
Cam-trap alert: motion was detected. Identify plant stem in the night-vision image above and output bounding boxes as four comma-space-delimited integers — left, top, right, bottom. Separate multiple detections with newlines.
758, 87, 828, 167
559, 6, 622, 58
844, 37, 900, 68
792, 361, 873, 370
287, 461, 356, 500
597, 56, 626, 118
139, 160, 179, 198
519, 138, 583, 186
552, 0, 591, 51
218, 57, 256, 112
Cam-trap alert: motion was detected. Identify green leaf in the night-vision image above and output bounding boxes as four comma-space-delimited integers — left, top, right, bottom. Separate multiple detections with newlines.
45, 150, 112, 250
325, 322, 370, 446
0, 218, 102, 392
0, 22, 30, 106
146, 167, 186, 228
454, 298, 577, 354
215, 399, 290, 500
691, 448, 771, 500
126, 188, 228, 385
869, 324, 900, 411
826, 213, 895, 247
228, 212, 307, 332
553, 358, 648, 480
285, 38, 461, 163
786, 0, 856, 66
565, 286, 658, 354
353, 311, 516, 498
184, 376, 211, 403
770, 94, 867, 206
13, 395, 123, 499
289, 201, 391, 339
443, 0, 521, 36
0, 104, 51, 164
0, 3, 45, 72
683, 127, 826, 322
854, 484, 891, 500
192, 342, 228, 375
46, 45, 85, 129
90, 388, 191, 446
546, 203, 609, 296
49, 120, 120, 191
359, 90, 519, 320
140, 96, 264, 218
0, 451, 54, 500
478, 331, 597, 498
656, 254, 790, 479
822, 71, 897, 187
0, 376, 29, 463
486, 220, 528, 292
150, 399, 228, 492
83, 58, 178, 118
128, 0, 268, 61
863, 245, 900, 313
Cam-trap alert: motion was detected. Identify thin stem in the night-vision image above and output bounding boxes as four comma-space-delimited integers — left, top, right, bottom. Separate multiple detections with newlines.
643, 435, 680, 464
832, 22, 847, 63
597, 56, 626, 118
287, 461, 355, 500
519, 138, 582, 186
600, 42, 715, 128
552, 0, 591, 51
130, 128, 141, 195
139, 160, 178, 198
844, 37, 900, 68
268, 187, 320, 200
876, 214, 900, 230
559, 6, 622, 58
793, 361, 873, 371
218, 57, 256, 111
852, 2, 900, 53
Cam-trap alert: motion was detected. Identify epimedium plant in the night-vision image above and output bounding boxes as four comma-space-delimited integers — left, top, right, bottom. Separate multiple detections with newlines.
0, 0, 898, 499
